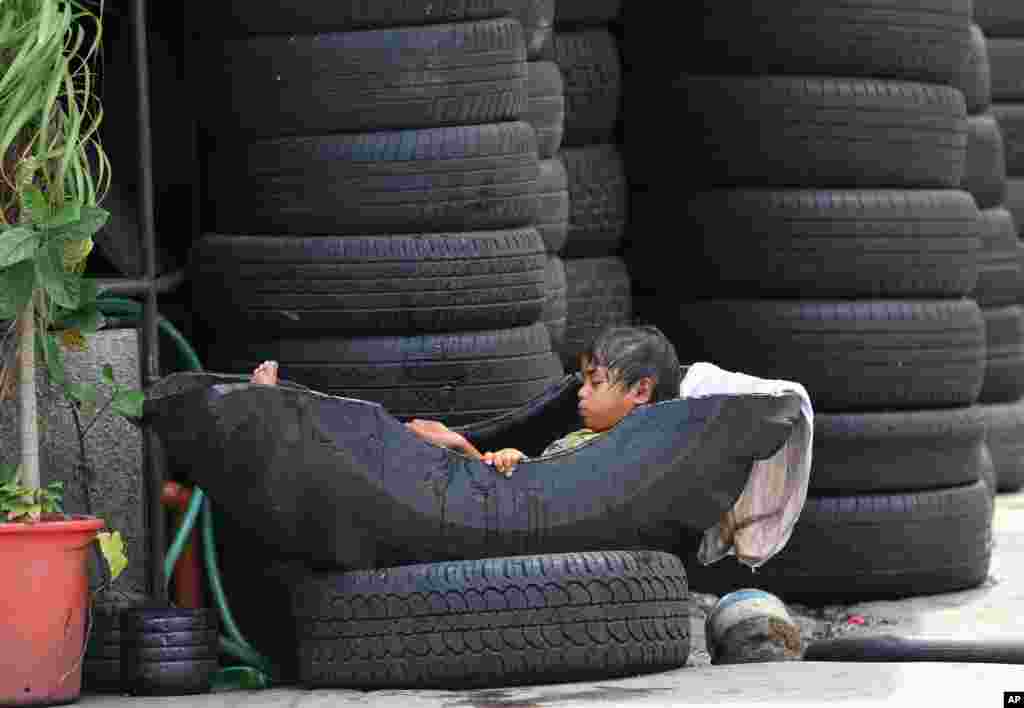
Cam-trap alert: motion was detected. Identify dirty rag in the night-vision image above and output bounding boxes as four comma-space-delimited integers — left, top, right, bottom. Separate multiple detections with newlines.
680, 362, 813, 570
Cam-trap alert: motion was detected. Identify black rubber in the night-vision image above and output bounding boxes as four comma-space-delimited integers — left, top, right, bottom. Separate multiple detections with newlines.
199, 20, 527, 140
526, 62, 564, 159
659, 300, 986, 412
120, 657, 218, 696
633, 0, 972, 89
979, 305, 1024, 403
683, 480, 993, 602
561, 257, 632, 370
291, 551, 690, 689
552, 30, 622, 147
955, 24, 993, 115
561, 144, 627, 258
83, 658, 122, 693
988, 38, 1024, 101
119, 609, 217, 633
992, 104, 1024, 175
976, 0, 1024, 36
974, 207, 1021, 307
629, 76, 967, 190
542, 254, 567, 357
964, 113, 1007, 209
1006, 178, 1024, 239
631, 189, 980, 298
806, 635, 1024, 663
812, 407, 986, 495
126, 630, 221, 648
95, 644, 217, 661
204, 324, 565, 426
979, 400, 1024, 492
189, 230, 547, 335
554, 0, 621, 26
208, 122, 540, 236
535, 158, 569, 253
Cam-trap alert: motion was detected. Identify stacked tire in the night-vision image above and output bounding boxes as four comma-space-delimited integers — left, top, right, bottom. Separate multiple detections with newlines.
977, 0, 1024, 492
543, 3, 631, 368
627, 1, 994, 602
188, 4, 566, 426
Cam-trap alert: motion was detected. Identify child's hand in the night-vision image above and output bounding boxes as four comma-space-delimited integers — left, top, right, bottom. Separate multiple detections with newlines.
406, 419, 464, 450
483, 448, 524, 477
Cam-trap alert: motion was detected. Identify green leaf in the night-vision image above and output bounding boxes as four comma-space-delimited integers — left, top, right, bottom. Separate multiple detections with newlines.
51, 303, 103, 334
43, 206, 108, 243
41, 331, 65, 386
0, 463, 20, 485
95, 530, 127, 581
21, 185, 49, 223
34, 239, 79, 309
0, 261, 35, 319
112, 390, 144, 419
47, 201, 81, 229
0, 225, 41, 268
100, 363, 114, 385
65, 381, 96, 405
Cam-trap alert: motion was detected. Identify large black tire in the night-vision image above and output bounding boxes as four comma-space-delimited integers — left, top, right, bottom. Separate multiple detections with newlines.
976, 0, 1024, 36
209, 122, 540, 236
979, 305, 1024, 403
992, 104, 1024, 175
561, 144, 627, 258
291, 551, 689, 689
682, 481, 992, 602
542, 255, 567, 356
189, 230, 547, 335
979, 400, 1024, 492
630, 76, 967, 190
656, 300, 986, 412
631, 189, 980, 298
812, 407, 986, 495
560, 257, 632, 369
526, 62, 564, 159
975, 207, 1021, 307
535, 158, 569, 253
552, 30, 622, 147
632, 0, 972, 89
205, 324, 565, 426
196, 0, 554, 57
199, 20, 527, 140
954, 24, 993, 115
964, 113, 1007, 210
988, 38, 1024, 101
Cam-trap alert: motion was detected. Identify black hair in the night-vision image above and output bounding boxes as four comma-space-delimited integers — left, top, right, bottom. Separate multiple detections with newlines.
580, 325, 682, 403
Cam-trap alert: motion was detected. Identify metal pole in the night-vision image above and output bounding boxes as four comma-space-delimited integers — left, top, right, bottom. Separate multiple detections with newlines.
95, 268, 187, 297
131, 0, 167, 605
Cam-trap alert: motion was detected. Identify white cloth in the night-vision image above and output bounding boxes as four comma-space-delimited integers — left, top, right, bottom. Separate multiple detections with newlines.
680, 362, 814, 570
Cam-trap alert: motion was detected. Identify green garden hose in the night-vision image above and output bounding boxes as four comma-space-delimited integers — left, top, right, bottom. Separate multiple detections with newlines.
96, 295, 277, 684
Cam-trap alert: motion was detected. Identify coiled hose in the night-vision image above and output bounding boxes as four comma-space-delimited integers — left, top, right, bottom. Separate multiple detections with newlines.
96, 296, 276, 684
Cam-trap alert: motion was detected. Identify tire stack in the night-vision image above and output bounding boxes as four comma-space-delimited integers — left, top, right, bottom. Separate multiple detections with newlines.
627, 1, 994, 602
186, 2, 566, 427
977, 0, 1024, 492
544, 2, 630, 368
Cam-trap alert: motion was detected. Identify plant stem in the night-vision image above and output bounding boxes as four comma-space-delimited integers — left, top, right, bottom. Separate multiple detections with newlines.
79, 393, 115, 440
68, 398, 93, 516
17, 294, 39, 489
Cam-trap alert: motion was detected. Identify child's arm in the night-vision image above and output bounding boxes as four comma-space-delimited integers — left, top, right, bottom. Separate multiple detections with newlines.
406, 420, 524, 476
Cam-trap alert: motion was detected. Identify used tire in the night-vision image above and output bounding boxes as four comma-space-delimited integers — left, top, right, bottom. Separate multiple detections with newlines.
954, 24, 993, 115
542, 255, 567, 356
683, 481, 992, 602
978, 400, 1024, 491
560, 257, 632, 369
979, 305, 1024, 403
561, 144, 627, 257
554, 0, 621, 26
988, 38, 1024, 100
976, 0, 1024, 36
535, 158, 569, 253
991, 104, 1024, 175
812, 407, 986, 495
200, 20, 527, 139
190, 230, 547, 335
658, 300, 986, 412
291, 550, 690, 689
209, 122, 540, 236
1006, 178, 1024, 239
964, 113, 1007, 210
631, 189, 980, 298
526, 62, 564, 159
637, 0, 972, 89
552, 30, 622, 147
630, 76, 967, 189
975, 207, 1021, 307
205, 325, 565, 426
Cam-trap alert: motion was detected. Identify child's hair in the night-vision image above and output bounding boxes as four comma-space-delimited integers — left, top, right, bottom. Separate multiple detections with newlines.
581, 325, 682, 403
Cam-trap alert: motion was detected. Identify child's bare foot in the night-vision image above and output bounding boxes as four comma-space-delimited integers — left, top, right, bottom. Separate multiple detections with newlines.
250, 360, 278, 385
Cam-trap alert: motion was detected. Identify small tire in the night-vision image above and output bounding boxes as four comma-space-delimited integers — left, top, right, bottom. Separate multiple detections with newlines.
964, 113, 1007, 210
560, 257, 632, 369
561, 144, 627, 257
954, 24, 993, 115
975, 207, 1021, 307
526, 62, 565, 159
535, 158, 569, 253
987, 38, 1024, 101
292, 550, 690, 689
979, 305, 1024, 404
978, 400, 1024, 492
991, 104, 1024, 175
553, 30, 622, 147
542, 255, 568, 357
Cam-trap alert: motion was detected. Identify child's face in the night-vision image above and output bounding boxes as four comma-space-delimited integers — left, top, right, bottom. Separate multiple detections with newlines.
577, 360, 652, 433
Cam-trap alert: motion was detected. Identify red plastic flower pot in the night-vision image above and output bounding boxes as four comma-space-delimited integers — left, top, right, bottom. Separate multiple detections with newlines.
0, 515, 104, 706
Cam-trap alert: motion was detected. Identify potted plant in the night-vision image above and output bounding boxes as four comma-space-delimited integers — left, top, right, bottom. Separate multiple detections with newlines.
0, 0, 128, 703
